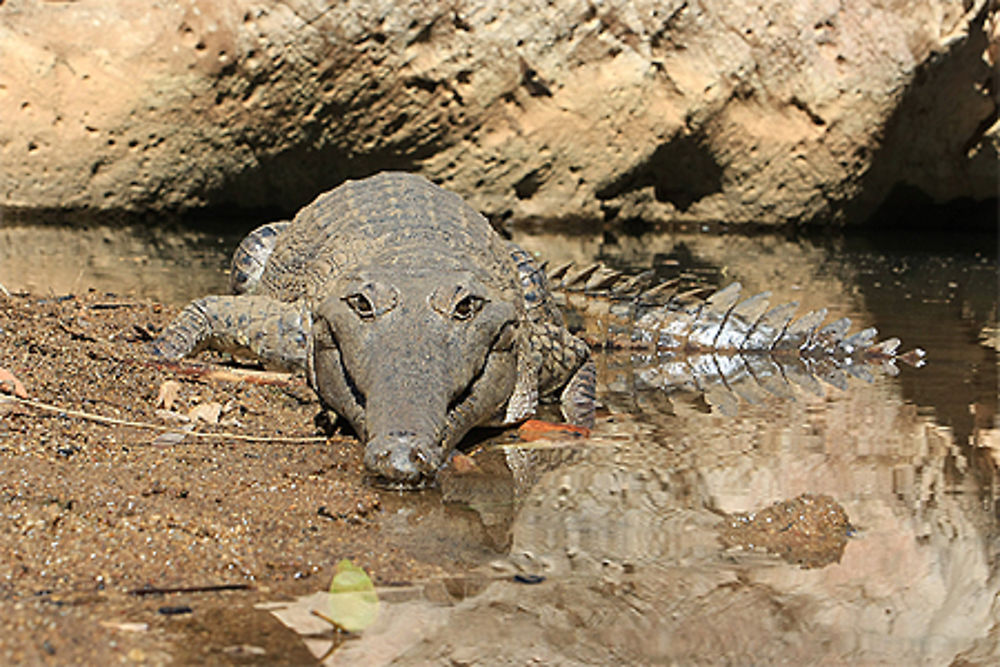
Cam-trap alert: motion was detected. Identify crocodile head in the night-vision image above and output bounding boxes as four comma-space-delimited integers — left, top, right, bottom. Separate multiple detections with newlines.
309, 268, 522, 486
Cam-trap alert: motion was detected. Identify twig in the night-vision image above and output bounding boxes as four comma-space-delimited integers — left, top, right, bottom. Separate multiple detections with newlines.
310, 609, 349, 633
0, 281, 8, 297
130, 583, 252, 596
88, 301, 143, 310
309, 610, 351, 660
4, 394, 329, 443
147, 359, 302, 387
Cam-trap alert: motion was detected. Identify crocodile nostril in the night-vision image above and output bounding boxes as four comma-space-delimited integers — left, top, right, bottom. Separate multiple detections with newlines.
364, 431, 439, 484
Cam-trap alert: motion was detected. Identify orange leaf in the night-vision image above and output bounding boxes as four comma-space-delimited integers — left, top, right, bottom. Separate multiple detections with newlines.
517, 419, 590, 442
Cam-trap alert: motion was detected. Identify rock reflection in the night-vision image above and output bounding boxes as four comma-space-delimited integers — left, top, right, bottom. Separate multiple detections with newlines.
717, 493, 852, 569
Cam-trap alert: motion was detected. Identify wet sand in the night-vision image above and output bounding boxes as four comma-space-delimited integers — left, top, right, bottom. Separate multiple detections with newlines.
0, 291, 449, 664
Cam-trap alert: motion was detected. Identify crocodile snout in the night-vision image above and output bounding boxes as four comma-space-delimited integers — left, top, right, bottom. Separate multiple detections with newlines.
364, 431, 441, 485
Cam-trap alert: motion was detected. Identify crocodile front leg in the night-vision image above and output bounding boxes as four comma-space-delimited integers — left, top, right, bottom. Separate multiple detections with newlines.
150, 295, 311, 371
560, 359, 596, 428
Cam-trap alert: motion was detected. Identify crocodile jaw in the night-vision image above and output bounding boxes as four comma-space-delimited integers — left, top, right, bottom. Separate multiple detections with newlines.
361, 338, 518, 485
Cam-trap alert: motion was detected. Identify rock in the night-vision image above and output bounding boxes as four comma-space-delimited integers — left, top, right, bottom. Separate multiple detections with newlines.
0, 0, 995, 225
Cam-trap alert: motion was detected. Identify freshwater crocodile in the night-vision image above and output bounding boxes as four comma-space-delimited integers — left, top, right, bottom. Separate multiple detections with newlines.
152, 172, 921, 485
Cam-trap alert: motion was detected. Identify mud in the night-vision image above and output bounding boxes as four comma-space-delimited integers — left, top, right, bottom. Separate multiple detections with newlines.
0, 291, 450, 664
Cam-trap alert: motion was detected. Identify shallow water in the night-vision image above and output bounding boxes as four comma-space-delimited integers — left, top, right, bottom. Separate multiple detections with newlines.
1, 220, 997, 662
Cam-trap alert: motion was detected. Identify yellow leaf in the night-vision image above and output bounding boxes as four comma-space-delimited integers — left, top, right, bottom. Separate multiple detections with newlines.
328, 559, 378, 632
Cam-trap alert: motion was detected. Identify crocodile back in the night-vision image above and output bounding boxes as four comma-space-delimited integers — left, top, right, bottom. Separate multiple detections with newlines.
255, 172, 520, 303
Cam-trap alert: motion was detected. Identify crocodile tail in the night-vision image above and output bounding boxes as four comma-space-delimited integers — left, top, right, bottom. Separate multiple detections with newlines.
552, 272, 923, 361
550, 269, 925, 414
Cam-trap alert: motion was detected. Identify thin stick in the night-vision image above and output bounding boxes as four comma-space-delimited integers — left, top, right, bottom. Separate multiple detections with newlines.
130, 583, 252, 596
149, 359, 301, 387
4, 394, 329, 443
310, 609, 349, 633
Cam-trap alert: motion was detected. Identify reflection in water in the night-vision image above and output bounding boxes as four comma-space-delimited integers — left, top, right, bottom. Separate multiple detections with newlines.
3, 220, 996, 662
327, 376, 997, 663
0, 223, 237, 303
559, 279, 925, 418
336, 228, 997, 664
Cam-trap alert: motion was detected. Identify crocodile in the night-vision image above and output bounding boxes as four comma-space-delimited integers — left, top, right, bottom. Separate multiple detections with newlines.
151, 172, 922, 485
152, 172, 594, 485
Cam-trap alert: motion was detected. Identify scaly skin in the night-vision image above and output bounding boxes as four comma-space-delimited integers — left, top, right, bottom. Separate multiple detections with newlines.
152, 172, 922, 484
550, 272, 924, 416
151, 172, 594, 486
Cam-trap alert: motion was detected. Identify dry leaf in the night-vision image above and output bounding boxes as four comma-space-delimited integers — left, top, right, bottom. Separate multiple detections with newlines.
0, 367, 28, 399
155, 380, 182, 410
99, 621, 149, 633
188, 401, 222, 424
152, 425, 194, 446
154, 409, 190, 423
449, 453, 481, 474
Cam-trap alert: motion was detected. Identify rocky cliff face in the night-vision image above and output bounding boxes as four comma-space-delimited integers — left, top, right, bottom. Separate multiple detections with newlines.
1, 0, 995, 225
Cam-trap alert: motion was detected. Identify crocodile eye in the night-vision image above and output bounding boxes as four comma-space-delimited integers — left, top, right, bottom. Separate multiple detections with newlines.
452, 295, 485, 321
344, 293, 375, 320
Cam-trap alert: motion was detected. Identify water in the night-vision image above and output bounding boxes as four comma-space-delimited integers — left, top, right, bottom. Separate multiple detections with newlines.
0, 223, 236, 303
1, 220, 997, 662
